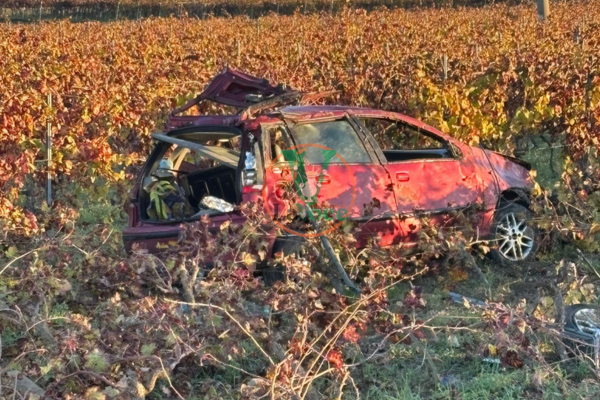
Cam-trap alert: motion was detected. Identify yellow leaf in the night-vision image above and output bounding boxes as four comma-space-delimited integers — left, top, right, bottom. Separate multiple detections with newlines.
463, 297, 471, 309
449, 267, 469, 282
488, 344, 498, 357
241, 252, 256, 266
220, 220, 231, 231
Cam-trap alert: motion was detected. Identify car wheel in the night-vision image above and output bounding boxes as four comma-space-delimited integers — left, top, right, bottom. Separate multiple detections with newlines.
260, 236, 307, 286
272, 235, 309, 258
490, 203, 539, 266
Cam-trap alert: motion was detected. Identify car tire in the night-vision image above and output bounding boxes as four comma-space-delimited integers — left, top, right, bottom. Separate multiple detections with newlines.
260, 236, 308, 286
490, 203, 539, 267
271, 235, 309, 258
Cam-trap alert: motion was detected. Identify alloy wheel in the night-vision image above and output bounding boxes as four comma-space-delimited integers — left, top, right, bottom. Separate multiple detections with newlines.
495, 212, 535, 261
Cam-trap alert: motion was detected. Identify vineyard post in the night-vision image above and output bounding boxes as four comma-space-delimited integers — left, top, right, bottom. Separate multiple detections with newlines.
46, 93, 52, 206
39, 0, 42, 21
330, 0, 334, 15
537, 0, 549, 21
442, 54, 448, 80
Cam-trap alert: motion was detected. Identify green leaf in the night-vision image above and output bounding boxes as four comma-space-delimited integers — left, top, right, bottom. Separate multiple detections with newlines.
102, 387, 120, 398
141, 343, 156, 357
85, 350, 110, 373
5, 246, 17, 258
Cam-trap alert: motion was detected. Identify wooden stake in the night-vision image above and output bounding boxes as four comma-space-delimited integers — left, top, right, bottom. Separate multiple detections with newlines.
442, 54, 448, 81
46, 93, 52, 206
537, 0, 549, 21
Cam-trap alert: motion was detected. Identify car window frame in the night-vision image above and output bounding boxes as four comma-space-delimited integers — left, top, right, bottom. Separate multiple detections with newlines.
282, 116, 379, 165
351, 115, 456, 164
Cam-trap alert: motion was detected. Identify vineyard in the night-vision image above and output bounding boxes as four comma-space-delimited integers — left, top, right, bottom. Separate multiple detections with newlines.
1, 1, 600, 399
0, 0, 505, 23
1, 0, 500, 23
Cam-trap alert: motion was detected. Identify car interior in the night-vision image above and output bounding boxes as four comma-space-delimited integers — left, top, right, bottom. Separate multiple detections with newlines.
140, 130, 242, 221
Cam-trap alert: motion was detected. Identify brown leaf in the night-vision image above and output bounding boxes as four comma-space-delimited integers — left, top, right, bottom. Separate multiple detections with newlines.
502, 350, 524, 369
342, 325, 361, 343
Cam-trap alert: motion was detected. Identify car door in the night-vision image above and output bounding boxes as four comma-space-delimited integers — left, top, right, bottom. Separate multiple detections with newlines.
355, 116, 483, 243
262, 117, 399, 246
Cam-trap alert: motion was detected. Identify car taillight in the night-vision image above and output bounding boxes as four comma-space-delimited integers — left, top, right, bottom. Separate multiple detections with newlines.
242, 169, 257, 186
242, 185, 262, 194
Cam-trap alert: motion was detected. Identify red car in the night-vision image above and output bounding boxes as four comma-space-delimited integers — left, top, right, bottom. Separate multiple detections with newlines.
124, 68, 537, 267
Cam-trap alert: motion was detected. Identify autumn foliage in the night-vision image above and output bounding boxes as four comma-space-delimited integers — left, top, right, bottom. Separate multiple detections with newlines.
1, 2, 600, 398
1, 2, 599, 239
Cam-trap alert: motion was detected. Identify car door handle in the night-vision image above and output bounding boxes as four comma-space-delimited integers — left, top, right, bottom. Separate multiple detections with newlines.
317, 175, 331, 185
396, 172, 410, 182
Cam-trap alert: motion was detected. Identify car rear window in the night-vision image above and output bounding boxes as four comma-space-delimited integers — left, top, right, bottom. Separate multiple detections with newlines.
290, 120, 370, 164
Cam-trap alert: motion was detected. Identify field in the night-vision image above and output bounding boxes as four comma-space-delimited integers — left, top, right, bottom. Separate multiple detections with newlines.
1, 1, 600, 399
0, 0, 495, 23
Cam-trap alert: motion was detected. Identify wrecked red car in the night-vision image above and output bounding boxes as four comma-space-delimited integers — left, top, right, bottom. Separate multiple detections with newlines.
124, 68, 537, 267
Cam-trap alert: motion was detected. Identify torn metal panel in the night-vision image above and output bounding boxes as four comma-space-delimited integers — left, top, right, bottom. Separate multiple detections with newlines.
152, 132, 239, 168
484, 150, 533, 194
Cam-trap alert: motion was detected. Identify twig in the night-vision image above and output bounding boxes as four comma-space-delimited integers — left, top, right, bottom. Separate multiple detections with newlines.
51, 370, 120, 389
156, 356, 185, 400
335, 370, 350, 400
409, 332, 440, 382
166, 299, 275, 365
576, 249, 600, 280
0, 247, 44, 276
206, 354, 264, 380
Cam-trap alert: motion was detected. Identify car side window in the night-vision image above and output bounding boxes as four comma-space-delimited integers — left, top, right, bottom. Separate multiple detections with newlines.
361, 118, 444, 151
289, 120, 371, 164
360, 118, 450, 162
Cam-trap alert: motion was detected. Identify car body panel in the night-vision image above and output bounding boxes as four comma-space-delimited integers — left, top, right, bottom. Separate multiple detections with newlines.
123, 212, 248, 254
